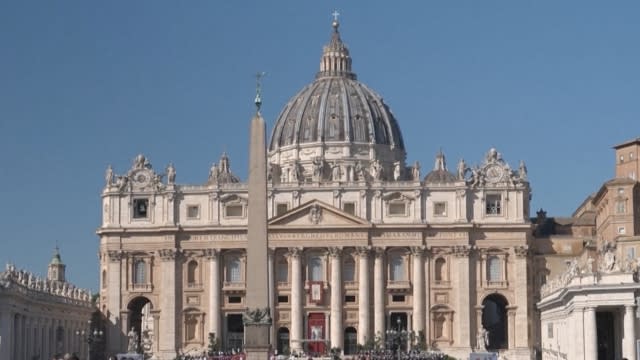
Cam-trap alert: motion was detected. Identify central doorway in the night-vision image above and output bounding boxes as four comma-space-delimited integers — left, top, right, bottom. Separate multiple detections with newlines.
596, 312, 616, 360
226, 314, 244, 352
307, 313, 326, 355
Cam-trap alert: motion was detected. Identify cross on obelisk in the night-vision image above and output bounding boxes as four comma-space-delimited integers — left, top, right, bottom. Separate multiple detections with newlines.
243, 72, 272, 360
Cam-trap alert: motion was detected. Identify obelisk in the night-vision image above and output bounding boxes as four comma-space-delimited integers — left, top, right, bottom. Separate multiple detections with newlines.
243, 72, 271, 360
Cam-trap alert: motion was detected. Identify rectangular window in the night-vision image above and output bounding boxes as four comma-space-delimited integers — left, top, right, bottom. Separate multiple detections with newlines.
627, 247, 636, 260
343, 202, 356, 215
277, 295, 289, 304
388, 202, 406, 216
486, 194, 502, 215
616, 200, 626, 214
392, 295, 405, 303
187, 205, 200, 219
276, 203, 289, 216
433, 202, 447, 217
225, 204, 243, 217
618, 226, 626, 235
344, 295, 356, 303
133, 198, 149, 219
228, 296, 242, 304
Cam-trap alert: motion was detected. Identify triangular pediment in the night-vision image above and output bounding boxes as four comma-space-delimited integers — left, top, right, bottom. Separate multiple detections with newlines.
269, 200, 369, 227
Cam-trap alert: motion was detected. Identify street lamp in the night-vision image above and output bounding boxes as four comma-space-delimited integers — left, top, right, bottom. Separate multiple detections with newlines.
82, 320, 104, 360
385, 318, 411, 360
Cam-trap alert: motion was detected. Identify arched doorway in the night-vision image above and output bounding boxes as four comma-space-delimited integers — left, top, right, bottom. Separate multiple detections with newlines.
127, 296, 152, 353
482, 294, 508, 350
344, 327, 357, 355
277, 327, 290, 354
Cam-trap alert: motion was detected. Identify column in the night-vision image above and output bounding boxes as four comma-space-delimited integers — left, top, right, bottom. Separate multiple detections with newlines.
158, 248, 177, 359
207, 249, 221, 341
507, 307, 517, 349
513, 246, 529, 349
373, 248, 386, 343
583, 307, 597, 360
289, 248, 303, 352
357, 247, 370, 344
106, 250, 123, 354
624, 305, 637, 360
0, 311, 12, 360
268, 248, 276, 345
423, 250, 431, 344
411, 247, 425, 334
328, 247, 343, 350
453, 246, 471, 349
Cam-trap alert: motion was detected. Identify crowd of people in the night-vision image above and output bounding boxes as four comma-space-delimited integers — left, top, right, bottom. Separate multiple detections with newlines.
344, 349, 450, 360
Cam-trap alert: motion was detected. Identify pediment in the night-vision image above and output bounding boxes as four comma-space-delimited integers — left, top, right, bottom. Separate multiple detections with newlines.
269, 200, 369, 227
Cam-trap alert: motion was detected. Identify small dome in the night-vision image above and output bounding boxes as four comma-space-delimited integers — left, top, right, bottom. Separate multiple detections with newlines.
268, 19, 405, 164
424, 150, 456, 184
50, 247, 63, 265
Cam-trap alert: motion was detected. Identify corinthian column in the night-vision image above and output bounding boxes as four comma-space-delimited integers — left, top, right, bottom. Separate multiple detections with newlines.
205, 249, 221, 340
373, 248, 386, 343
411, 246, 425, 334
157, 248, 178, 359
289, 248, 303, 352
328, 247, 343, 350
623, 305, 636, 360
357, 247, 371, 344
584, 307, 597, 360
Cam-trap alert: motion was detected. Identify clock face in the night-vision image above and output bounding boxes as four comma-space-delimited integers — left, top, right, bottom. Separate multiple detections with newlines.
485, 164, 504, 183
131, 169, 152, 186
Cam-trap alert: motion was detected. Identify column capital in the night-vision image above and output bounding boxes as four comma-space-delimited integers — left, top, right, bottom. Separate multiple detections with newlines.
107, 250, 123, 262
452, 245, 474, 257
410, 246, 426, 257
327, 247, 342, 258
157, 248, 179, 261
513, 245, 529, 258
203, 248, 220, 260
287, 247, 304, 259
356, 246, 371, 257
373, 247, 386, 258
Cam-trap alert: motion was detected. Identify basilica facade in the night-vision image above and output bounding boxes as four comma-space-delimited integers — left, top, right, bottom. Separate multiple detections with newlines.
98, 19, 535, 360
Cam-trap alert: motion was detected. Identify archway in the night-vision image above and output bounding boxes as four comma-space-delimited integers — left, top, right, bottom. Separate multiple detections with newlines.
277, 327, 290, 354
481, 294, 508, 350
127, 296, 153, 352
343, 327, 357, 355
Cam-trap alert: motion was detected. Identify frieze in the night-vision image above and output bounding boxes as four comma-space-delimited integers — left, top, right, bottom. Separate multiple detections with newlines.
373, 231, 422, 240
269, 232, 367, 241
189, 234, 248, 242
425, 231, 467, 239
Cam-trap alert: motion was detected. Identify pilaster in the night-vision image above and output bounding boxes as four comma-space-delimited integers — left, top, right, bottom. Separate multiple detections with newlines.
157, 248, 178, 359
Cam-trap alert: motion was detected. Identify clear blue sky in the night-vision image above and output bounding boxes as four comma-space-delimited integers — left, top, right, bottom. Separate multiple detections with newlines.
1, 1, 638, 291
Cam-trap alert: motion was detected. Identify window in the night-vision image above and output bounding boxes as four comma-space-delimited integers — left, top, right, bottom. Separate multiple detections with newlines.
276, 203, 289, 216
133, 260, 146, 284
228, 296, 242, 304
101, 270, 107, 289
227, 257, 241, 283
185, 315, 197, 341
343, 258, 355, 282
276, 260, 288, 283
187, 205, 200, 219
309, 256, 323, 281
434, 258, 446, 282
389, 254, 405, 281
547, 323, 553, 338
618, 226, 626, 235
486, 256, 502, 282
626, 247, 636, 260
616, 200, 626, 214
631, 152, 635, 159
388, 202, 407, 216
392, 295, 405, 303
277, 295, 289, 304
133, 198, 149, 219
486, 194, 502, 215
433, 202, 447, 217
187, 260, 198, 285
343, 202, 356, 215
225, 204, 243, 217
344, 295, 356, 303
620, 155, 625, 163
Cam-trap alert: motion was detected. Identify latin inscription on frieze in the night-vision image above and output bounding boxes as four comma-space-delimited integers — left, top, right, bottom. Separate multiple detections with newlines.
269, 232, 367, 241
188, 234, 247, 241
373, 231, 422, 240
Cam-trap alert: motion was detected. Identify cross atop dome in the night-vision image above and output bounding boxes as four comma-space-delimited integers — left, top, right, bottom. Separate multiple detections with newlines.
317, 11, 355, 80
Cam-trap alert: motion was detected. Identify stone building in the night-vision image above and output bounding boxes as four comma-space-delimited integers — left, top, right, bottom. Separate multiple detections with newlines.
98, 19, 535, 360
537, 138, 640, 360
0, 248, 95, 360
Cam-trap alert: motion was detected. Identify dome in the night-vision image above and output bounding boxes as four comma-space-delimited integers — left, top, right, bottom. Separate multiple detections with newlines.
424, 150, 456, 184
268, 19, 406, 178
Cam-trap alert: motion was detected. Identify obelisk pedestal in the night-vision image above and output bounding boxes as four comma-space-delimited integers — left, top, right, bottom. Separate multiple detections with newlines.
243, 97, 272, 360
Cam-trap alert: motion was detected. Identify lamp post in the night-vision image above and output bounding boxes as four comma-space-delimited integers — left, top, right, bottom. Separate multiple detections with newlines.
385, 318, 412, 360
82, 320, 104, 360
